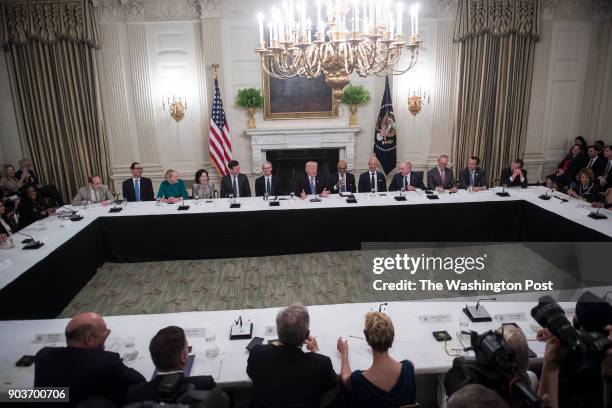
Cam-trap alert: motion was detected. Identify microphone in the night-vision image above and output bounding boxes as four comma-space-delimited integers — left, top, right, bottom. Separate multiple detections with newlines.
464, 297, 496, 322
15, 231, 34, 243
15, 232, 44, 249
476, 297, 496, 310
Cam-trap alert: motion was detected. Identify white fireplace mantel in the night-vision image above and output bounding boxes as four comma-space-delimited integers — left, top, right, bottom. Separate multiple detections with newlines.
245, 127, 360, 174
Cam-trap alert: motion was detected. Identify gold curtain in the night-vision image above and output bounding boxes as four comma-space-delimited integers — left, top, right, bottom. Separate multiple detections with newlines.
452, 0, 539, 185
1, 0, 110, 202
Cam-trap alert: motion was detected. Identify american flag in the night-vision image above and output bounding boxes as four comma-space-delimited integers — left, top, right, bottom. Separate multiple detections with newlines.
209, 78, 232, 176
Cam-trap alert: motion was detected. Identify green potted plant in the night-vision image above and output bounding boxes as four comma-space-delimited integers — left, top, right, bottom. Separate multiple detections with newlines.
236, 88, 264, 129
341, 85, 371, 126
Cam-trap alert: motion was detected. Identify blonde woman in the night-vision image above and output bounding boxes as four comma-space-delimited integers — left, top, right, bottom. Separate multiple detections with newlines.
157, 169, 188, 203
337, 312, 416, 407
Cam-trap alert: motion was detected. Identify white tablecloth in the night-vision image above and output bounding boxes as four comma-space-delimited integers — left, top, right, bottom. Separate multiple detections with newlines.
0, 285, 606, 389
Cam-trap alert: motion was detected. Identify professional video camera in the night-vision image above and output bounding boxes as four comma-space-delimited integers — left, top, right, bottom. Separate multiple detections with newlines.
122, 373, 229, 408
531, 295, 612, 365
444, 329, 542, 408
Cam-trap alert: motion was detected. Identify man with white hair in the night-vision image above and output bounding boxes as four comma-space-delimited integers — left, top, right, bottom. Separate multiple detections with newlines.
294, 161, 330, 199
34, 312, 145, 406
389, 161, 425, 191
255, 161, 282, 196
246, 304, 338, 408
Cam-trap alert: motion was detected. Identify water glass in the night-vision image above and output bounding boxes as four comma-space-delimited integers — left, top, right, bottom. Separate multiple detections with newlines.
204, 334, 220, 359
290, 191, 295, 200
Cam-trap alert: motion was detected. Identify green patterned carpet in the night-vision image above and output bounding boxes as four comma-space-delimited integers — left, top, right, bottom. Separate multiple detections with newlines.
60, 245, 581, 318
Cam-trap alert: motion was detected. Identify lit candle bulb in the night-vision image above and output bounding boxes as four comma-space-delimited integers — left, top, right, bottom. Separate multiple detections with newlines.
257, 13, 264, 44
396, 2, 403, 37
316, 0, 322, 35
414, 3, 419, 35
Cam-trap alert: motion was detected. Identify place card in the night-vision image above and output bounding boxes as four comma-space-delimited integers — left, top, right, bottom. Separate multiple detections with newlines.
184, 328, 207, 338
494, 312, 527, 323
33, 333, 64, 344
0, 259, 12, 272
418, 314, 452, 324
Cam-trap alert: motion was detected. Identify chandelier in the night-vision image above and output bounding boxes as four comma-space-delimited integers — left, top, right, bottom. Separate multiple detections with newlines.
255, 0, 422, 112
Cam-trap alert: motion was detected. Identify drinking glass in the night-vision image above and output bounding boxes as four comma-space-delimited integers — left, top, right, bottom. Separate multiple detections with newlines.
204, 334, 220, 359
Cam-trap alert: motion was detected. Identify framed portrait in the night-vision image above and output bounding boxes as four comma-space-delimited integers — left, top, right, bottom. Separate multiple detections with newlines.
263, 71, 337, 120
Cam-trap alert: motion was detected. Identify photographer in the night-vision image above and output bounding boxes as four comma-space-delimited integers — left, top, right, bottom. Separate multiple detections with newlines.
534, 292, 612, 408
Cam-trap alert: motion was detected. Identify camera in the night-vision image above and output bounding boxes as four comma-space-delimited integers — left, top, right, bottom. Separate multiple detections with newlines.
444, 329, 541, 407
531, 295, 612, 364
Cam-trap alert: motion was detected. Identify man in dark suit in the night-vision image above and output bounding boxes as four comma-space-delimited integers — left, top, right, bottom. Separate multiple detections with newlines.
126, 326, 218, 404
220, 160, 251, 198
294, 161, 330, 199
389, 161, 425, 191
457, 156, 487, 191
122, 162, 155, 202
358, 156, 387, 192
34, 312, 145, 407
500, 158, 528, 188
427, 154, 457, 191
255, 161, 283, 196
329, 160, 356, 193
247, 304, 338, 408
585, 145, 606, 178
597, 146, 612, 191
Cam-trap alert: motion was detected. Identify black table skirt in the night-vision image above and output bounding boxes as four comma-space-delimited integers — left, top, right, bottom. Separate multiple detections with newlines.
1, 201, 608, 319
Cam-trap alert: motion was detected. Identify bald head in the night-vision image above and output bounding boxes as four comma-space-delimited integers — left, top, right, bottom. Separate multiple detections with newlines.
368, 157, 378, 172
65, 312, 110, 350
337, 160, 347, 175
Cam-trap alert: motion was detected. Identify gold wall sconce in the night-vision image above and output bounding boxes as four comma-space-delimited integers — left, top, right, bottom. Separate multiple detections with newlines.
162, 95, 187, 123
407, 88, 430, 116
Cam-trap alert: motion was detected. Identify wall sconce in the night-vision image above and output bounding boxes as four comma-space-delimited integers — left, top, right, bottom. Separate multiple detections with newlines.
407, 88, 430, 116
162, 95, 187, 123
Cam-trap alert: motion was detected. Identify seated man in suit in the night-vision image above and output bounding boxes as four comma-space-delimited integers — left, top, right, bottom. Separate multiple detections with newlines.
247, 304, 338, 408
122, 162, 155, 202
34, 312, 146, 407
220, 160, 251, 198
427, 154, 457, 192
389, 161, 425, 191
295, 161, 330, 199
358, 156, 387, 193
597, 145, 612, 191
125, 326, 217, 404
72, 175, 115, 206
329, 160, 356, 194
255, 161, 282, 197
457, 156, 487, 191
500, 159, 528, 188
586, 145, 606, 178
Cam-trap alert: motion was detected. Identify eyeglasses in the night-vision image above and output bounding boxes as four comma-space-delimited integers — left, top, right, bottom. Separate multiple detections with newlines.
134, 167, 144, 170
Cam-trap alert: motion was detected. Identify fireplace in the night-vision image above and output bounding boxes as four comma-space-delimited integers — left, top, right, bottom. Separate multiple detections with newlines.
245, 126, 360, 177
266, 148, 340, 189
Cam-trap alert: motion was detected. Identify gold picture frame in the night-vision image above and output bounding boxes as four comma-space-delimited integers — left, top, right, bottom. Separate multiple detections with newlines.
262, 70, 338, 120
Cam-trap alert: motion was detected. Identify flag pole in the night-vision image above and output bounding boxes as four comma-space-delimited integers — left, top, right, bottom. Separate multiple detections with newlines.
211, 63, 219, 80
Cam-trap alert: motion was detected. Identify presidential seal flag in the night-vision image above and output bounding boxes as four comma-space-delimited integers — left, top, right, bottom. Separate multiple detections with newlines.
374, 76, 397, 175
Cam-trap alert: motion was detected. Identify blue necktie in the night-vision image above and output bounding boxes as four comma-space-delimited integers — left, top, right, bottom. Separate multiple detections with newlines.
310, 178, 316, 194
134, 179, 141, 201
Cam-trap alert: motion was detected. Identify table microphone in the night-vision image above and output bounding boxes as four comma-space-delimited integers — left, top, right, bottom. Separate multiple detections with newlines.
15, 232, 44, 249
463, 297, 496, 322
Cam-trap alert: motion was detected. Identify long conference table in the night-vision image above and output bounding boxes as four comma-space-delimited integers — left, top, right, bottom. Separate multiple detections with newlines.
0, 287, 609, 394
0, 186, 611, 321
